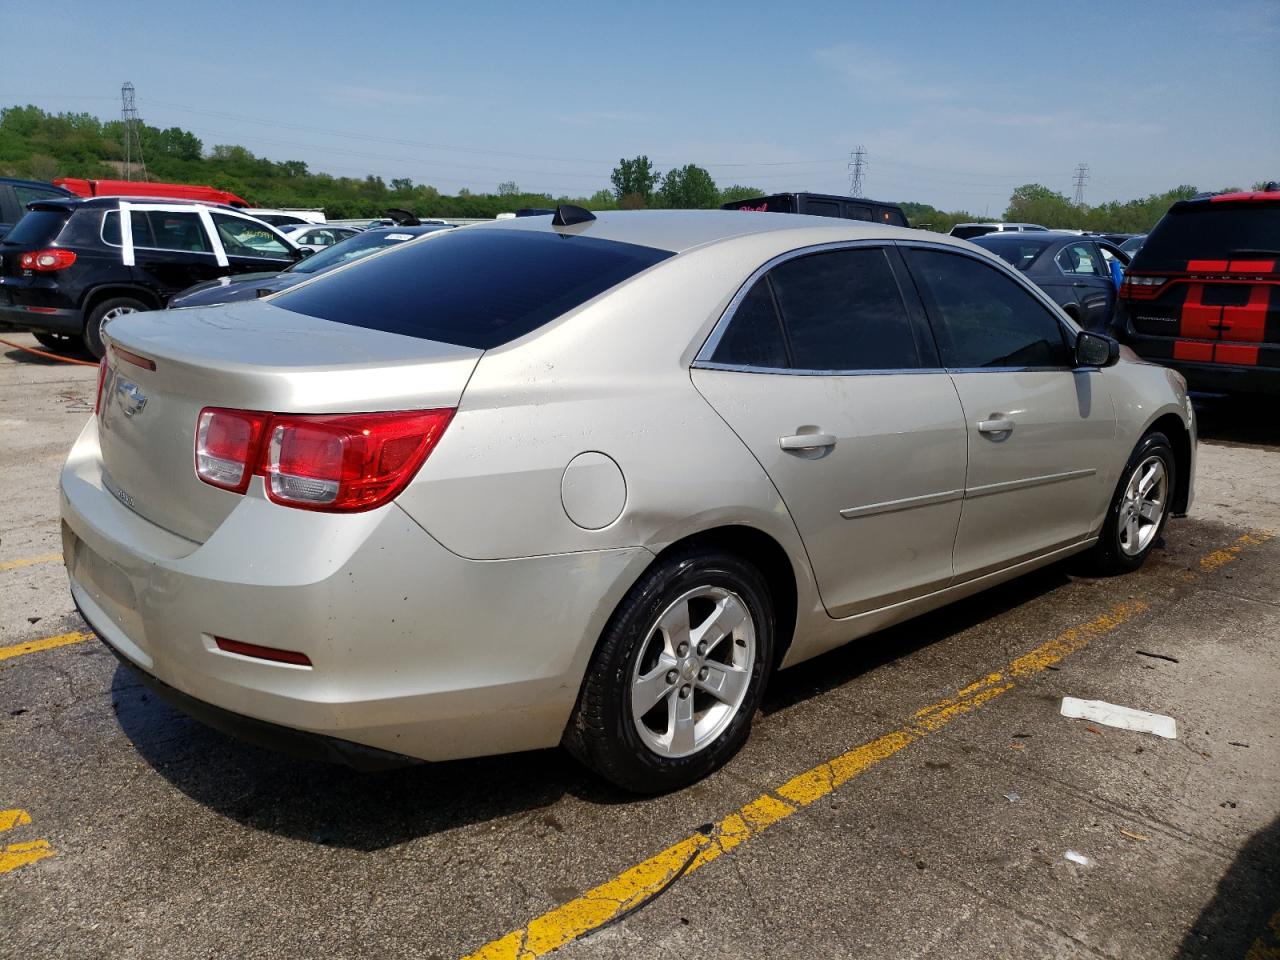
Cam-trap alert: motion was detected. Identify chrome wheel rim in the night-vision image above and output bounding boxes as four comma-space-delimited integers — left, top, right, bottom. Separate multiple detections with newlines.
629, 585, 755, 759
1118, 455, 1167, 557
101, 306, 138, 326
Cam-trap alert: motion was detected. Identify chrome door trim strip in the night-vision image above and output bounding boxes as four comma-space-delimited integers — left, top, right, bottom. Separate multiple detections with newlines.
964, 468, 1096, 499
840, 488, 964, 520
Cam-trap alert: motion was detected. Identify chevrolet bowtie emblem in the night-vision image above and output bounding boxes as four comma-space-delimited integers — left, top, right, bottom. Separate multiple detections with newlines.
115, 378, 148, 418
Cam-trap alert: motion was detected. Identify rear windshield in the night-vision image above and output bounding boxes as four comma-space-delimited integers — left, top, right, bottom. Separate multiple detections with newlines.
1, 209, 70, 246
274, 229, 673, 349
972, 235, 1053, 270
1135, 203, 1280, 269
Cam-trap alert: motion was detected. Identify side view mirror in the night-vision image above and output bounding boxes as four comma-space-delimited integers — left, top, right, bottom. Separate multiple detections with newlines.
293, 246, 313, 260
1075, 331, 1119, 368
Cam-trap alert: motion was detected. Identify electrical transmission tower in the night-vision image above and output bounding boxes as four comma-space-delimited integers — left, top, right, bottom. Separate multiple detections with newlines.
1072, 161, 1089, 206
848, 146, 868, 198
121, 81, 147, 182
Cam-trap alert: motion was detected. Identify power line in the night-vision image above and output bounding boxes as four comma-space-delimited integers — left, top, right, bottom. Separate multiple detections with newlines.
848, 146, 868, 198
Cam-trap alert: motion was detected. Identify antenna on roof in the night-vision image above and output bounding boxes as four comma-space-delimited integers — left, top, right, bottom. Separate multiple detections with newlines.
552, 204, 595, 227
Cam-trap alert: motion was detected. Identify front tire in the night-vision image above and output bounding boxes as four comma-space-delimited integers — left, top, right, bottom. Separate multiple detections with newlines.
564, 548, 774, 794
83, 297, 146, 359
1087, 431, 1175, 575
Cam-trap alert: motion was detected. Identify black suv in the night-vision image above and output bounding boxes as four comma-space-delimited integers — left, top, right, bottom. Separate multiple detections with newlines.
0, 196, 302, 356
1115, 190, 1280, 395
0, 178, 74, 241
721, 192, 909, 227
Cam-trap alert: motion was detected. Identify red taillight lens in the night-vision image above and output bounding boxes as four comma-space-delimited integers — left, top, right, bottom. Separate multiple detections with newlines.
193, 407, 454, 511
196, 408, 269, 493
94, 359, 108, 415
262, 409, 454, 511
20, 248, 76, 271
1120, 275, 1169, 300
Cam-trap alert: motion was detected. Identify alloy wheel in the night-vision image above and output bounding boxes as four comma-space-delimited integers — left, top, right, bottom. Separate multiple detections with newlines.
1118, 454, 1167, 557
629, 585, 756, 759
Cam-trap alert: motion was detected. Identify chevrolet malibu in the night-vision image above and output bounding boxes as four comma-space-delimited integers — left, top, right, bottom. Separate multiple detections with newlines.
61, 209, 1195, 793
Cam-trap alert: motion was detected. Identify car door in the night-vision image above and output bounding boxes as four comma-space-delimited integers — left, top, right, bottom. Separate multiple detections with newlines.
1056, 241, 1114, 332
209, 212, 300, 276
109, 204, 227, 297
691, 244, 968, 618
903, 244, 1117, 583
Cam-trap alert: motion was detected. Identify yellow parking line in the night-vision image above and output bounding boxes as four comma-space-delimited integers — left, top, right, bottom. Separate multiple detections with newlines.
0, 552, 61, 572
0, 631, 92, 663
461, 599, 1147, 960
459, 528, 1276, 960
0, 810, 55, 875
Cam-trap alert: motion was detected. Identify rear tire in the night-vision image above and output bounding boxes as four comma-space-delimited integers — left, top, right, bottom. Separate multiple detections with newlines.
564, 547, 774, 794
1086, 431, 1176, 575
83, 296, 146, 359
33, 331, 78, 354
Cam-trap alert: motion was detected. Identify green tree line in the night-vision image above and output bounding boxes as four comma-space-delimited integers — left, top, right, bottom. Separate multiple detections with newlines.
0, 105, 1260, 230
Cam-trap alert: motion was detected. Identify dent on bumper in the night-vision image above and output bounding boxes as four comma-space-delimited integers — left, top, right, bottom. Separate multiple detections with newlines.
61, 419, 653, 763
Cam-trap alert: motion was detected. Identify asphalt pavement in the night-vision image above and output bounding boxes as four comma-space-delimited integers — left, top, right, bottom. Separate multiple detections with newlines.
1, 332, 1277, 960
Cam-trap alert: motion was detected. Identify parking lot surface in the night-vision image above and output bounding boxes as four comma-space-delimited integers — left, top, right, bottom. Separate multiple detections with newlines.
2, 331, 1277, 960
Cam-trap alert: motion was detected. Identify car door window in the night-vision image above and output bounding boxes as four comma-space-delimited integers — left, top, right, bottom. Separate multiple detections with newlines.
101, 210, 158, 248
710, 278, 790, 369
712, 248, 920, 371
212, 214, 291, 258
144, 211, 211, 252
908, 248, 1072, 369
1057, 242, 1103, 277
13, 185, 65, 208
771, 248, 920, 371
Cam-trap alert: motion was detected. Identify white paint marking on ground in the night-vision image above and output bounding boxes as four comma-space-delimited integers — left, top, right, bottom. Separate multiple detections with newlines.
1060, 697, 1178, 739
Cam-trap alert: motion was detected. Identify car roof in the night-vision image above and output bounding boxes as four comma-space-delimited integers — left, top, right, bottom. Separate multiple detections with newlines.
465, 208, 953, 255
27, 195, 241, 212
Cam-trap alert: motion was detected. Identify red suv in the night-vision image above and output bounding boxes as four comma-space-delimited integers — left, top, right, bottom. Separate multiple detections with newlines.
1116, 189, 1279, 395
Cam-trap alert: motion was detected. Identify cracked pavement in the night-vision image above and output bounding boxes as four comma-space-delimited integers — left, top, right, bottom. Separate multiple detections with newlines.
1, 333, 1278, 959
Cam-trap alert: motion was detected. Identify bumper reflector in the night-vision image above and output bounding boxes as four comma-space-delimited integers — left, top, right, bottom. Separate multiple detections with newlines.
214, 637, 312, 667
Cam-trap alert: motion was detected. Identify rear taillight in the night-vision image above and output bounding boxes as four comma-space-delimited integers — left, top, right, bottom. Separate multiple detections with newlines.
94, 359, 108, 415
20, 248, 76, 271
1120, 275, 1168, 300
194, 407, 454, 511
196, 408, 269, 494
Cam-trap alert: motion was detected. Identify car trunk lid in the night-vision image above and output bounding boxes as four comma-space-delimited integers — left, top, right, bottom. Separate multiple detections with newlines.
97, 300, 481, 543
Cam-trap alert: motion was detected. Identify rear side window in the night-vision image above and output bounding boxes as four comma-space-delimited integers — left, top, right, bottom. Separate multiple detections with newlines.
14, 185, 66, 208
974, 236, 1052, 270
274, 229, 673, 349
712, 248, 920, 372
711, 280, 789, 368
1135, 203, 1280, 269
951, 225, 997, 240
103, 210, 209, 251
2, 209, 69, 246
908, 249, 1071, 369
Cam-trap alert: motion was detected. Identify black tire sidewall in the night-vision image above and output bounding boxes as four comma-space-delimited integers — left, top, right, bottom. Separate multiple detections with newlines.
573, 550, 774, 793
84, 297, 146, 359
1099, 432, 1176, 573
33, 331, 76, 353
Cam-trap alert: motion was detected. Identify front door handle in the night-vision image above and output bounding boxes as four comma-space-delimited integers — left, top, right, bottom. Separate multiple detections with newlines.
977, 417, 1015, 435
779, 432, 837, 451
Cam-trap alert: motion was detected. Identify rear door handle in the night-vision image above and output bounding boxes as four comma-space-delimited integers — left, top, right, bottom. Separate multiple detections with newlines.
977, 417, 1015, 434
779, 432, 837, 451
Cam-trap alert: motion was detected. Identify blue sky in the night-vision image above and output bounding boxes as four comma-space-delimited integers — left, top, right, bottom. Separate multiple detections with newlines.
2, 0, 1277, 213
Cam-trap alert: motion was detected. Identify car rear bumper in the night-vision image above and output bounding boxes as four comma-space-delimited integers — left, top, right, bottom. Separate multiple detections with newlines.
61, 416, 652, 764
1121, 332, 1280, 396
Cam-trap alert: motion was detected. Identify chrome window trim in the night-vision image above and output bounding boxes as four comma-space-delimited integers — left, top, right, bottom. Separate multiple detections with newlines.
695, 361, 947, 377
693, 237, 1088, 378
692, 238, 915, 372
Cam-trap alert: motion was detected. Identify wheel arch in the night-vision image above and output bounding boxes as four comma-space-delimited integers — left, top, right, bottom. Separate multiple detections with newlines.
80, 284, 162, 319
1147, 411, 1192, 516
647, 524, 800, 672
